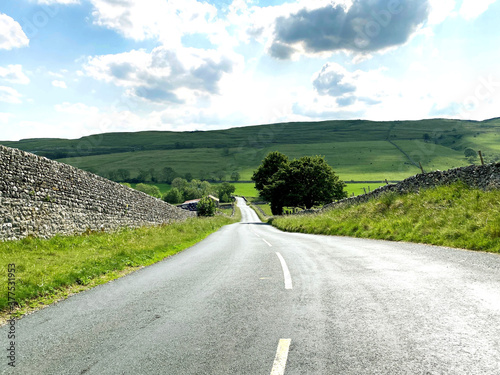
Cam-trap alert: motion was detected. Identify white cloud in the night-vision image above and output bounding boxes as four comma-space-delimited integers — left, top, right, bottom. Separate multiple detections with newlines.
52, 80, 68, 88
84, 46, 242, 103
0, 86, 23, 104
428, 0, 457, 24
89, 0, 230, 48
0, 65, 30, 85
0, 13, 29, 50
460, 0, 497, 20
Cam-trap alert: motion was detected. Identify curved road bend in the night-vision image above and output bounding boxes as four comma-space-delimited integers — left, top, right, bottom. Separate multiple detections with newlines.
1, 197, 500, 374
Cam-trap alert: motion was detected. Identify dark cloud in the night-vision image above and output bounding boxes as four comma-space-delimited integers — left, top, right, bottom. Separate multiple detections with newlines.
268, 41, 296, 60
270, 0, 429, 59
133, 49, 233, 102
109, 62, 135, 80
336, 96, 356, 107
313, 63, 356, 96
134, 87, 184, 104
191, 57, 233, 93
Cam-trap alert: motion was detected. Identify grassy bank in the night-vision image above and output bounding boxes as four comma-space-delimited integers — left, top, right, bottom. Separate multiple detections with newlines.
272, 184, 500, 253
0, 216, 236, 321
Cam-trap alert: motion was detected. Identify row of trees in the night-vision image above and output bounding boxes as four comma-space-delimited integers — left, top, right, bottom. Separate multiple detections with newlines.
102, 167, 240, 184
252, 152, 347, 215
135, 178, 236, 205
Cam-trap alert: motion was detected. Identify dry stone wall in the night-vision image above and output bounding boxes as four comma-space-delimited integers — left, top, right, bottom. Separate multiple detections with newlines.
0, 145, 195, 241
319, 162, 500, 212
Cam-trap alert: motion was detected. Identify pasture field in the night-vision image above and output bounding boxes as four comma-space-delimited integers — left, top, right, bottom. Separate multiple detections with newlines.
3, 118, 498, 183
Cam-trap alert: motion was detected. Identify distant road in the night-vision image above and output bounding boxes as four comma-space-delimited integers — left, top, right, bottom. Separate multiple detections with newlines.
2, 198, 500, 374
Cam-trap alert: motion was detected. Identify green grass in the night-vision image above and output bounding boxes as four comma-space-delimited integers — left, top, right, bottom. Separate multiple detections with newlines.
3, 118, 499, 182
272, 184, 500, 253
232, 182, 259, 197
345, 183, 386, 197
0, 216, 236, 320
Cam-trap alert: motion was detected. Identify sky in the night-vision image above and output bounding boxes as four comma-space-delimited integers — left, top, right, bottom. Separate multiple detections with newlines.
0, 0, 499, 141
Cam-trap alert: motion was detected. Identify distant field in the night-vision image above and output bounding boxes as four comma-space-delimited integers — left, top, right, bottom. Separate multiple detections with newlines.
3, 118, 498, 183
230, 182, 259, 197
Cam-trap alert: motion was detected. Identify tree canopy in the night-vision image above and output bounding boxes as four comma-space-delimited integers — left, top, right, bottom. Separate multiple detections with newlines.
252, 152, 346, 215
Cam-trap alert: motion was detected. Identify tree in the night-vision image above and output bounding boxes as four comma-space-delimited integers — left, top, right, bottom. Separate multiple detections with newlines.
161, 167, 177, 184
163, 188, 184, 204
215, 170, 226, 181
134, 183, 162, 198
137, 169, 150, 182
172, 177, 189, 191
217, 182, 235, 203
230, 171, 240, 181
464, 148, 477, 158
185, 172, 193, 182
149, 168, 158, 182
252, 152, 346, 214
197, 196, 216, 217
251, 151, 289, 215
199, 169, 209, 181
117, 169, 131, 181
280, 156, 347, 209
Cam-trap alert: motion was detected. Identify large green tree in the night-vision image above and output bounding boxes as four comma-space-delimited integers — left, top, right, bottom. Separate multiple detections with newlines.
252, 152, 346, 214
251, 152, 290, 215
280, 156, 347, 209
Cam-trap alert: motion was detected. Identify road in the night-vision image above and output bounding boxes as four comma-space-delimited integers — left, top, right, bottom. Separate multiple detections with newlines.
2, 197, 500, 374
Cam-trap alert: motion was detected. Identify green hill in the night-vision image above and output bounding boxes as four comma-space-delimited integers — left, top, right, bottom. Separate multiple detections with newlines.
2, 118, 499, 182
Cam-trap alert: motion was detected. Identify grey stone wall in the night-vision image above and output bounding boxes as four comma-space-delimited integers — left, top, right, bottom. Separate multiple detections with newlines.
318, 162, 500, 213
0, 145, 195, 241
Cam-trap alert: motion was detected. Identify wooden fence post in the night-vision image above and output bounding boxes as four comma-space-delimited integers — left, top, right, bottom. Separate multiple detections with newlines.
478, 150, 485, 165
419, 162, 425, 174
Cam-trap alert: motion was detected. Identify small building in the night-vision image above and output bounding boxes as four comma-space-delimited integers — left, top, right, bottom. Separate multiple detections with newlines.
178, 195, 220, 211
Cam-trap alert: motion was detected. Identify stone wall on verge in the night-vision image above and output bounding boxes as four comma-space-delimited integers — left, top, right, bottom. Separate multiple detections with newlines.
305, 162, 500, 214
0, 145, 195, 241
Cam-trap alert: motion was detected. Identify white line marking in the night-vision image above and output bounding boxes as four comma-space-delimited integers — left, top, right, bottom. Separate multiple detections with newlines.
270, 339, 291, 375
254, 232, 261, 238
262, 238, 272, 247
275, 252, 293, 290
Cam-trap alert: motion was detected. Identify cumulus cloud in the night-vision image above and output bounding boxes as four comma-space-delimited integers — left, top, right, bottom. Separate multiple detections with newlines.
313, 62, 357, 97
0, 86, 23, 104
52, 80, 67, 88
0, 14, 29, 50
84, 46, 239, 103
0, 65, 30, 85
269, 0, 430, 59
89, 0, 230, 48
460, 0, 497, 20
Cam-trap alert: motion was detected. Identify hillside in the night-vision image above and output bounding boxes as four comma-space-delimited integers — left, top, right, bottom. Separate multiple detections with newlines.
2, 118, 500, 182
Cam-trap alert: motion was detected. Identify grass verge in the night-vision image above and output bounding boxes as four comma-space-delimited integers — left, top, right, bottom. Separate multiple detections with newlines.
272, 183, 500, 253
0, 215, 236, 323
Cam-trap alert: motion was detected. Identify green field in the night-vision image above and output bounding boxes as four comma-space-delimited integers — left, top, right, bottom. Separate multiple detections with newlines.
272, 184, 500, 253
2, 118, 499, 183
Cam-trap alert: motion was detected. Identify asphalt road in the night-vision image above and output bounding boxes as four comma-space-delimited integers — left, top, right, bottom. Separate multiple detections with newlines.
1, 197, 500, 374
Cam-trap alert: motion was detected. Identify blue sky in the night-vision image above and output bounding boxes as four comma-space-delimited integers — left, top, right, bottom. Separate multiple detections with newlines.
0, 0, 499, 141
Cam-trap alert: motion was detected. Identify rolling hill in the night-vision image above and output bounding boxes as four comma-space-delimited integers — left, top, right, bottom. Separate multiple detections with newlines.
2, 118, 499, 182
